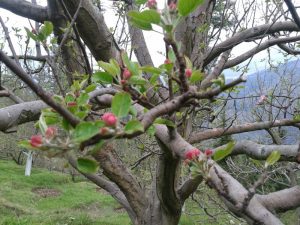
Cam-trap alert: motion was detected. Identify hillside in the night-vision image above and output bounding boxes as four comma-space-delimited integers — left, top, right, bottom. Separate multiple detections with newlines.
225, 58, 300, 144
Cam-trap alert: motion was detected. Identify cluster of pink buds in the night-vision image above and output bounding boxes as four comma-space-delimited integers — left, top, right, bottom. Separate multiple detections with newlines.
147, 0, 157, 9
256, 95, 268, 105
121, 68, 132, 85
184, 148, 214, 163
101, 112, 117, 127
168, 2, 177, 11
30, 127, 58, 148
45, 127, 57, 139
185, 148, 201, 160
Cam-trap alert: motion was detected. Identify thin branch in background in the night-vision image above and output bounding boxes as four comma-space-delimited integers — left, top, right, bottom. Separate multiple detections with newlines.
284, 0, 300, 29
0, 50, 80, 127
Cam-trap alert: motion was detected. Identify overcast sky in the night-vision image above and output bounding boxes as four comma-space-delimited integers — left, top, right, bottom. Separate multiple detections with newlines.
0, 0, 299, 79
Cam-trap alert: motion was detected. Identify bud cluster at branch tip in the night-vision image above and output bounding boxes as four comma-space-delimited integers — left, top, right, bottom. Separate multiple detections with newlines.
147, 0, 157, 9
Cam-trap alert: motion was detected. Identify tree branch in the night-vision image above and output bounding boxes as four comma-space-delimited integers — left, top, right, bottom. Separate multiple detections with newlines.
215, 140, 300, 162
224, 36, 300, 69
204, 21, 300, 67
0, 50, 80, 127
189, 118, 300, 144
284, 0, 300, 29
0, 0, 48, 22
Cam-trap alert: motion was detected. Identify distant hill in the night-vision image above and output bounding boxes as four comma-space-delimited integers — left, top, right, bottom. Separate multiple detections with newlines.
224, 58, 300, 144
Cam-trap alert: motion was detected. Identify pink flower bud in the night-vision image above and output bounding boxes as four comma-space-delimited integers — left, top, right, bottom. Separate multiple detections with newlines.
67, 102, 77, 107
100, 127, 108, 135
30, 135, 43, 148
147, 0, 157, 9
185, 148, 201, 160
169, 2, 177, 11
121, 79, 127, 85
102, 112, 117, 127
257, 95, 267, 105
164, 58, 171, 64
205, 149, 213, 156
185, 68, 192, 78
123, 68, 131, 80
45, 127, 57, 139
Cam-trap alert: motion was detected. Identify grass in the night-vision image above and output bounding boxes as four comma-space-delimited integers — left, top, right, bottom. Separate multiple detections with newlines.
0, 160, 298, 225
0, 160, 130, 225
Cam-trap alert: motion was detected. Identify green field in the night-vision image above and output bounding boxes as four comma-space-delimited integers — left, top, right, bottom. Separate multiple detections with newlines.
0, 160, 200, 225
0, 160, 130, 225
0, 160, 297, 225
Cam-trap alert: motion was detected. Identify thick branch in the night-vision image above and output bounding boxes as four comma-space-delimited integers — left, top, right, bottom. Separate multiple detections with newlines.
0, 0, 48, 22
215, 140, 300, 162
204, 21, 300, 67
0, 86, 23, 103
156, 138, 181, 217
189, 118, 300, 144
0, 50, 80, 127
92, 143, 147, 222
257, 186, 300, 212
284, 0, 300, 29
224, 36, 300, 69
62, 0, 119, 62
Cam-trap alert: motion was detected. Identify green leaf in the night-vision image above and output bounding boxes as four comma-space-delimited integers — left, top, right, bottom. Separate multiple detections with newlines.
110, 59, 121, 75
213, 141, 235, 161
128, 76, 147, 85
124, 120, 144, 134
190, 70, 204, 84
38, 112, 48, 135
18, 140, 37, 150
135, 0, 147, 4
72, 122, 99, 142
154, 118, 175, 127
43, 109, 60, 125
184, 56, 193, 69
147, 125, 156, 136
265, 151, 281, 168
40, 21, 53, 38
92, 72, 113, 84
150, 73, 160, 85
25, 27, 38, 41
168, 49, 176, 63
140, 66, 162, 74
112, 92, 131, 118
127, 10, 161, 30
75, 111, 88, 119
77, 93, 89, 105
85, 84, 96, 93
121, 53, 139, 76
77, 158, 99, 173
178, 0, 204, 16
98, 61, 119, 76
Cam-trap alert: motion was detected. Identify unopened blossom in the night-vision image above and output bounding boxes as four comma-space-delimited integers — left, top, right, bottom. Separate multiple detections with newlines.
147, 0, 157, 9
257, 95, 268, 105
205, 149, 213, 156
102, 112, 117, 127
185, 148, 201, 160
30, 135, 43, 148
45, 127, 57, 139
123, 68, 131, 80
185, 68, 192, 78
